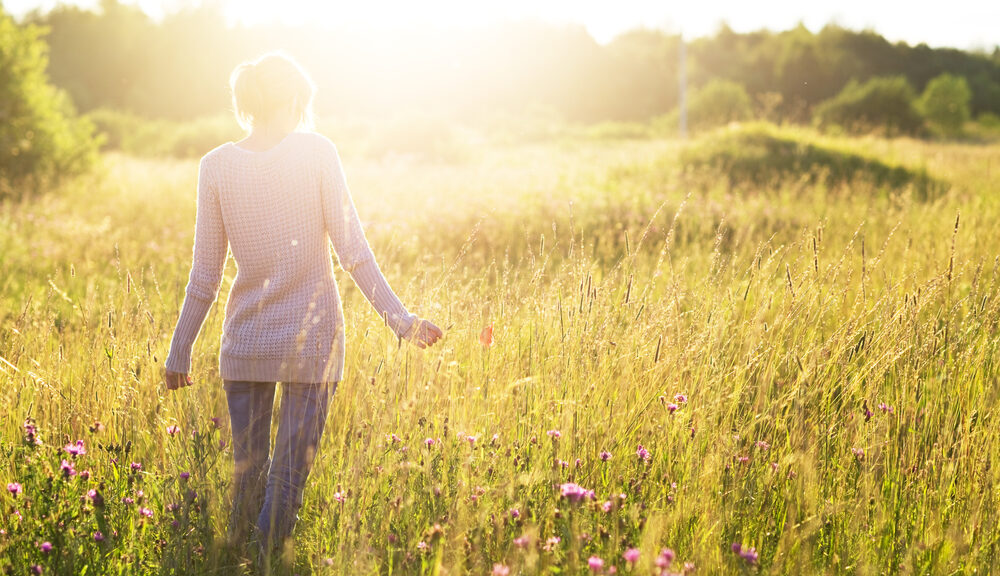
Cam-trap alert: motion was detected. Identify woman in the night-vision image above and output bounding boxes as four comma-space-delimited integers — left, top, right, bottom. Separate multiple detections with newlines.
163, 52, 442, 556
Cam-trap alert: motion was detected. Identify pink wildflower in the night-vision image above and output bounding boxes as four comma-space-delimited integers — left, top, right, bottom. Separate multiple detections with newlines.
559, 482, 595, 502
658, 548, 675, 566
636, 444, 651, 462
623, 547, 640, 564
7, 483, 22, 496
731, 543, 758, 564
64, 440, 86, 456
588, 556, 604, 572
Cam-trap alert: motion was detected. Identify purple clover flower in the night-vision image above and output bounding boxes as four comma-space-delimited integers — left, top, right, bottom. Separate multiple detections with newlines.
731, 543, 758, 565
559, 482, 595, 502
636, 444, 651, 462
64, 440, 86, 456
587, 556, 604, 572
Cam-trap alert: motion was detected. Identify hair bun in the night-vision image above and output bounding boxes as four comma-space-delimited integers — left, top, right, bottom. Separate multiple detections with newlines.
229, 52, 315, 131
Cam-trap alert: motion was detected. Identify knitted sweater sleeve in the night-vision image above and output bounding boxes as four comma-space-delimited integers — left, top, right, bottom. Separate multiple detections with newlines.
165, 157, 228, 373
322, 143, 417, 339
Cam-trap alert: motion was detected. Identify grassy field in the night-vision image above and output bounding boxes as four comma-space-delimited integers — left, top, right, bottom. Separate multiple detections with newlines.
1, 124, 999, 575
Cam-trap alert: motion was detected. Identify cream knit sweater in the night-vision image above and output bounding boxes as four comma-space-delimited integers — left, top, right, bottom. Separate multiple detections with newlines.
164, 132, 415, 383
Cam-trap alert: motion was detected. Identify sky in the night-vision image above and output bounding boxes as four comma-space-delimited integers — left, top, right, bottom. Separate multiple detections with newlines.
5, 0, 1000, 51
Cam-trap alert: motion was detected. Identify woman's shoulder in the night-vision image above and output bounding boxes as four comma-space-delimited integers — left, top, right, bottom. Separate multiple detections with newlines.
199, 142, 234, 169
296, 131, 338, 155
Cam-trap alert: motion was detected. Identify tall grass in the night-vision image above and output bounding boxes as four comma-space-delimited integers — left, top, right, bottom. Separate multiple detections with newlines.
1, 126, 998, 574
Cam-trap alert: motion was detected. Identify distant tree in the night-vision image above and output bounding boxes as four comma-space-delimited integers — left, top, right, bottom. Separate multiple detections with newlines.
814, 76, 924, 136
687, 79, 753, 130
0, 7, 96, 195
919, 73, 972, 136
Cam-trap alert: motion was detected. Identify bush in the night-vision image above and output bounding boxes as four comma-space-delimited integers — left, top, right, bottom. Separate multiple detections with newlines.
582, 121, 652, 140
687, 79, 753, 130
814, 76, 924, 137
0, 9, 97, 196
919, 73, 972, 136
682, 123, 941, 199
87, 109, 241, 158
978, 112, 1000, 130
655, 80, 753, 135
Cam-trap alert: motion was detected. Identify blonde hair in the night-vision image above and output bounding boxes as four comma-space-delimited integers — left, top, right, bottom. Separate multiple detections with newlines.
230, 52, 315, 131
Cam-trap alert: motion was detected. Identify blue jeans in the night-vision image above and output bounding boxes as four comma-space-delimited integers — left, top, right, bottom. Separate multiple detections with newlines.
223, 380, 337, 553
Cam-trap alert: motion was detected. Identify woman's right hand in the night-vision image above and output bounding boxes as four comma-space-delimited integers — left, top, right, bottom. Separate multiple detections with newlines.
409, 319, 443, 349
164, 368, 194, 391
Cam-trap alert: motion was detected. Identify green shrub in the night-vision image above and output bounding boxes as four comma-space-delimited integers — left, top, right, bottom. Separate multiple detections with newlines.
919, 73, 972, 136
814, 76, 924, 136
0, 9, 97, 196
688, 79, 753, 130
978, 112, 1000, 129
583, 121, 652, 140
167, 115, 242, 158
682, 123, 941, 199
653, 80, 753, 135
87, 109, 241, 158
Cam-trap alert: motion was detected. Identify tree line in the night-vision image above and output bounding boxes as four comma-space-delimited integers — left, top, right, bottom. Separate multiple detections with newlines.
19, 1, 1000, 124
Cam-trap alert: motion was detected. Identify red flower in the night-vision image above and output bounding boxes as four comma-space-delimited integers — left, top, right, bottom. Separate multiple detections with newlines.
479, 324, 494, 348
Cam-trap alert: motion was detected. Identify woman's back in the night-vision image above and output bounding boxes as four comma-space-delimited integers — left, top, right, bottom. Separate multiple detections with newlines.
171, 130, 397, 383
210, 132, 344, 380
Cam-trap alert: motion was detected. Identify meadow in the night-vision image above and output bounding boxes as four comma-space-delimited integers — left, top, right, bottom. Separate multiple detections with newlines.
1, 123, 999, 575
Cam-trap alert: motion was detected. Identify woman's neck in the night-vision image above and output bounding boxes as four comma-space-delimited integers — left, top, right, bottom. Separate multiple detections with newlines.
237, 124, 296, 152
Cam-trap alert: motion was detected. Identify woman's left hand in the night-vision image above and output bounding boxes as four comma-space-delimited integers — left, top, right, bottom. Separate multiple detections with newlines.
164, 369, 194, 391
